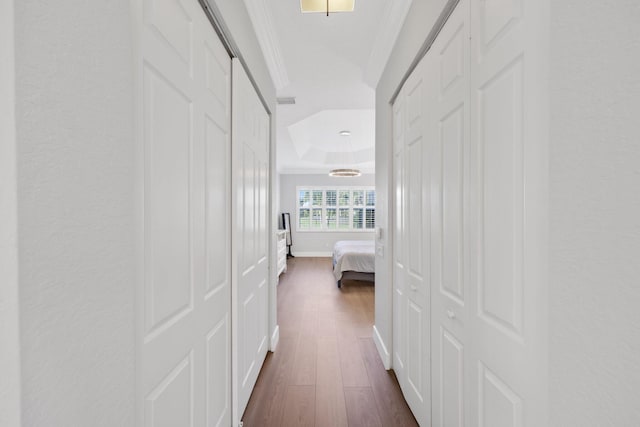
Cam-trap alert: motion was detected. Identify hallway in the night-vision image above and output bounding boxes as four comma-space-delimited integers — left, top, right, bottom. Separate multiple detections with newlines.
242, 258, 417, 426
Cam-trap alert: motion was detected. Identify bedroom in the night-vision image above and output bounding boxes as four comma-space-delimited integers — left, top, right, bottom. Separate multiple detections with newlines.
253, 9, 384, 417
247, 2, 385, 418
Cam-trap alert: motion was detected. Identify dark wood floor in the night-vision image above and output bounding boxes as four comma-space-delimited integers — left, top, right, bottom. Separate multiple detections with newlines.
242, 257, 418, 427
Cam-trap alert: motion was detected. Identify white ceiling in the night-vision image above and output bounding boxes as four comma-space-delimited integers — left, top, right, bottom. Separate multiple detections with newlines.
243, 0, 412, 174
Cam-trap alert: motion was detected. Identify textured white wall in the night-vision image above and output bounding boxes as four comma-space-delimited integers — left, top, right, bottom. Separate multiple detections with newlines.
374, 0, 448, 365
14, 0, 136, 425
549, 0, 640, 425
279, 174, 375, 255
0, 1, 22, 426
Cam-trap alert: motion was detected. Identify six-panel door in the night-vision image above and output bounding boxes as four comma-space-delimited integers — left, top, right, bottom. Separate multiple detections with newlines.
136, 0, 232, 425
393, 51, 432, 427
392, 0, 548, 425
231, 58, 271, 425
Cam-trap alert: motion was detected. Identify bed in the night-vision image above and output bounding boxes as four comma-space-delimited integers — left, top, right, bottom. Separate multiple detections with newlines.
332, 240, 376, 288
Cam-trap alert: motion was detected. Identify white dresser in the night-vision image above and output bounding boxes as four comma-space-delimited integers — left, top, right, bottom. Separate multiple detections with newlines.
276, 230, 287, 277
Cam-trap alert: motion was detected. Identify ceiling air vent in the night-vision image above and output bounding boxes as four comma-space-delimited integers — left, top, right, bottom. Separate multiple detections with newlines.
277, 97, 296, 105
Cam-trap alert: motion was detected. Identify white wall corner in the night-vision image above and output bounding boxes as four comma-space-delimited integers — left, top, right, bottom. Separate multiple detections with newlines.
363, 0, 414, 88
372, 325, 391, 370
242, 0, 290, 91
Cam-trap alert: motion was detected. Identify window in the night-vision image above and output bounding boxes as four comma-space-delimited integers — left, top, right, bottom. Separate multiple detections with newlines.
297, 187, 375, 232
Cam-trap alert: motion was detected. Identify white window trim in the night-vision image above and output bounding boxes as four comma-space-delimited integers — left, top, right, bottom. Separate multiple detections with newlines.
296, 186, 376, 233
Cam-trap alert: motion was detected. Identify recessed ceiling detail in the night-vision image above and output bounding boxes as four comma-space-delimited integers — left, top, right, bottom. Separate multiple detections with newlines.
285, 109, 375, 170
241, 0, 412, 174
288, 109, 373, 152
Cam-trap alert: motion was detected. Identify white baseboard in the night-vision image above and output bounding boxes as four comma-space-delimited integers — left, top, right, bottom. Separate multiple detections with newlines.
373, 325, 391, 370
270, 325, 280, 352
292, 251, 332, 257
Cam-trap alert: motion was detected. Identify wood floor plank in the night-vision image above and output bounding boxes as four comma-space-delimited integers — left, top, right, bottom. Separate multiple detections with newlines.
316, 336, 348, 427
299, 307, 319, 337
317, 311, 337, 337
338, 334, 370, 387
241, 337, 296, 427
281, 385, 315, 427
334, 303, 369, 324
278, 310, 303, 339
243, 258, 418, 427
359, 338, 419, 427
290, 336, 317, 385
344, 387, 383, 427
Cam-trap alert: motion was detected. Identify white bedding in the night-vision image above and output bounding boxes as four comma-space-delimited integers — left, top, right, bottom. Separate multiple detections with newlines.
332, 240, 375, 281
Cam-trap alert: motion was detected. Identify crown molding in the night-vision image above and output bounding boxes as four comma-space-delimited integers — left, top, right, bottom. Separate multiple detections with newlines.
362, 0, 413, 88
243, 0, 290, 91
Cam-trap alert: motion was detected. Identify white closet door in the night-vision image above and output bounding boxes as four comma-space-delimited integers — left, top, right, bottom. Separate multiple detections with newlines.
136, 0, 232, 426
231, 58, 270, 425
392, 93, 407, 389
393, 56, 431, 427
468, 0, 548, 425
429, 1, 471, 426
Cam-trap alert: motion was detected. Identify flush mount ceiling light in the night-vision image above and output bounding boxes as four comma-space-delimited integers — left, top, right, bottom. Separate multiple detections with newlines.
301, 0, 355, 15
329, 168, 361, 177
339, 130, 351, 136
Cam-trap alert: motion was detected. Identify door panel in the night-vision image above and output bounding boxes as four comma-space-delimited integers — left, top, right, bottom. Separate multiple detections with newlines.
429, 2, 470, 426
392, 56, 430, 427
392, 0, 547, 425
145, 353, 193, 427
441, 328, 464, 427
143, 65, 192, 336
470, 0, 548, 425
407, 137, 424, 277
136, 1, 231, 426
406, 300, 424, 396
478, 0, 522, 53
478, 363, 523, 427
232, 59, 270, 424
145, 0, 193, 70
206, 316, 229, 427
477, 59, 524, 336
441, 105, 465, 304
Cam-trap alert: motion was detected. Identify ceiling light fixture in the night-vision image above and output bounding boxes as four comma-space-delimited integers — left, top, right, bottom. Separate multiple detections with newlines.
300, 0, 355, 16
329, 168, 361, 177
330, 127, 360, 176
